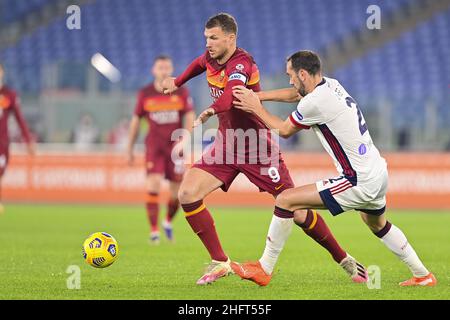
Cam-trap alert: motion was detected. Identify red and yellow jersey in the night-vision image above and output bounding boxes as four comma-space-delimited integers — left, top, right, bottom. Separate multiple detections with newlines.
203, 49, 260, 99
134, 84, 193, 145
174, 48, 279, 159
0, 86, 32, 150
186, 48, 269, 133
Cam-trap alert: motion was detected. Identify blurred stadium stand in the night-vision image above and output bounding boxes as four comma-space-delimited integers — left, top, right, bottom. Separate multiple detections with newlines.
0, 0, 448, 150
0, 0, 57, 24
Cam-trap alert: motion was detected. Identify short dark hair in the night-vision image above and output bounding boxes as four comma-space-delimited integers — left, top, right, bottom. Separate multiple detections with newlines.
205, 13, 238, 35
153, 55, 172, 63
287, 50, 322, 75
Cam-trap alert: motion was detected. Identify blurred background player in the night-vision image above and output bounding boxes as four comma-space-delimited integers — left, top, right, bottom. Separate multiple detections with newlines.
163, 13, 366, 285
0, 63, 35, 214
127, 56, 195, 244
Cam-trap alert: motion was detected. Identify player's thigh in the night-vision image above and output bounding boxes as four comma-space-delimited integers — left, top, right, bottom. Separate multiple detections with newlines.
178, 167, 224, 203
168, 181, 181, 201
146, 173, 164, 193
275, 183, 326, 212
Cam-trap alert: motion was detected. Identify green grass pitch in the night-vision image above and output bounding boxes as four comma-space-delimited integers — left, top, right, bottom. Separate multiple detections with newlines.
0, 204, 448, 300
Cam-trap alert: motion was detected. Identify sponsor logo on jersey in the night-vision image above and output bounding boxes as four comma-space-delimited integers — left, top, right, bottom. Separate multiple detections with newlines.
210, 87, 224, 100
358, 143, 367, 155
150, 111, 179, 124
275, 183, 285, 190
229, 73, 247, 84
235, 64, 244, 71
144, 96, 183, 112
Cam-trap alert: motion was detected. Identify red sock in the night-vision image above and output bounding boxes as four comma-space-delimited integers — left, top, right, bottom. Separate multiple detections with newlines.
166, 198, 180, 223
146, 192, 159, 232
182, 200, 228, 262
297, 209, 347, 263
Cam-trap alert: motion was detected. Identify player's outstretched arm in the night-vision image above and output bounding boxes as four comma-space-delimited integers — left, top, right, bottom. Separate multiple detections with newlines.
162, 77, 178, 95
163, 55, 206, 94
233, 86, 300, 138
258, 88, 301, 103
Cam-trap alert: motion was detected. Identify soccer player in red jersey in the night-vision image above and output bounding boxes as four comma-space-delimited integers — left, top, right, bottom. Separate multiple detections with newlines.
127, 56, 195, 244
0, 63, 35, 213
162, 13, 366, 285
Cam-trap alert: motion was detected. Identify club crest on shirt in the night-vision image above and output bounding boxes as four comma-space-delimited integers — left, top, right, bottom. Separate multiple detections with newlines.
235, 64, 244, 71
219, 70, 225, 82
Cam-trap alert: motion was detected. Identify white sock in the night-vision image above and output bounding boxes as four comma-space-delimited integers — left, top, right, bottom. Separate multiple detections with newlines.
259, 215, 293, 275
380, 223, 429, 277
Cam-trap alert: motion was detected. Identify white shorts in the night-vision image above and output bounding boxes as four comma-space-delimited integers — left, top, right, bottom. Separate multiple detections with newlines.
316, 169, 388, 216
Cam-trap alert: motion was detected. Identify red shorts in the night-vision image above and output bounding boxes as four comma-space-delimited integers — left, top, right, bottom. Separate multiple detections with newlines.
0, 147, 9, 176
145, 145, 184, 182
192, 145, 294, 196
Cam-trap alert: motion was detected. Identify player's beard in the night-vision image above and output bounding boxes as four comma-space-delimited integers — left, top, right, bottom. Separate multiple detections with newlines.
213, 48, 227, 61
296, 76, 308, 97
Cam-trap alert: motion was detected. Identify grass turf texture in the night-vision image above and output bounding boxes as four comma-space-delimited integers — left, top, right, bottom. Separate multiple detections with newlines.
0, 204, 448, 300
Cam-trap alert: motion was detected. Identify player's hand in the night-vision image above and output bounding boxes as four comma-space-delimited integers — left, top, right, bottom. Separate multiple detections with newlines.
232, 85, 263, 114
162, 77, 178, 94
27, 143, 36, 157
193, 108, 215, 127
172, 138, 187, 158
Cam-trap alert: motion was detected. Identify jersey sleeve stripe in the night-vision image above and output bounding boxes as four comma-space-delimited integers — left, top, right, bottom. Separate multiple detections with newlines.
289, 114, 310, 129
294, 110, 303, 120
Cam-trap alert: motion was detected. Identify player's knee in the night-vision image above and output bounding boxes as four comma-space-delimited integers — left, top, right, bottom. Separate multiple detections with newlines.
275, 190, 294, 211
293, 210, 308, 225
360, 212, 385, 233
178, 185, 200, 204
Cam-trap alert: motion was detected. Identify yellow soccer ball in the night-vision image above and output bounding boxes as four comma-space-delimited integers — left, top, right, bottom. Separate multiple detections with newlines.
82, 232, 119, 268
